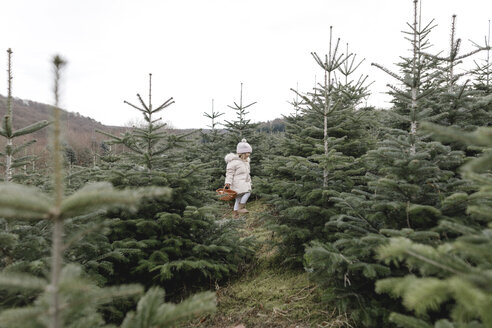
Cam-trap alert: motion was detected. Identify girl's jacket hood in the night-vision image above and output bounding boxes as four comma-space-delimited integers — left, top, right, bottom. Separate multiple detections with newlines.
225, 153, 250, 163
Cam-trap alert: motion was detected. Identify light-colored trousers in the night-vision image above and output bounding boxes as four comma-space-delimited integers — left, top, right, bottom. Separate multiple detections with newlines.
234, 192, 251, 210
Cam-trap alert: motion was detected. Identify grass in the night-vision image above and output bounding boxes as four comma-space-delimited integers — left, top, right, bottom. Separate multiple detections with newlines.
186, 200, 353, 328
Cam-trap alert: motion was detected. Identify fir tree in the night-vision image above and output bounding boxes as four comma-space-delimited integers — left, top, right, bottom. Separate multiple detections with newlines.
223, 83, 258, 144
199, 99, 227, 190
0, 49, 50, 182
256, 27, 373, 268
222, 83, 266, 179
470, 20, 492, 94
302, 26, 351, 187
421, 15, 491, 131
97, 73, 181, 185
371, 0, 443, 152
375, 124, 492, 327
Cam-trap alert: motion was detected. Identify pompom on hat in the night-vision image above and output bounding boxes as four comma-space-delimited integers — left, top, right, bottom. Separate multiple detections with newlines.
236, 139, 252, 154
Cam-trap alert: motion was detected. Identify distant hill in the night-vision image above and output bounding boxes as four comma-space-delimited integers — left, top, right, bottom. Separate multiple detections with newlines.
0, 94, 286, 169
0, 93, 124, 135
0, 94, 127, 167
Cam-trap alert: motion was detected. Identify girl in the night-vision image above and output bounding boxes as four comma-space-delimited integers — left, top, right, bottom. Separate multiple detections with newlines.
224, 139, 252, 217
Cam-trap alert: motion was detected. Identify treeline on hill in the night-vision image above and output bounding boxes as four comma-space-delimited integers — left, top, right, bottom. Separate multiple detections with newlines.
0, 94, 285, 175
0, 94, 130, 171
0, 0, 491, 327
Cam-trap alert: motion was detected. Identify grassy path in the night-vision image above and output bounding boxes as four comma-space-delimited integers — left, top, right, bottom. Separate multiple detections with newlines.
187, 201, 351, 328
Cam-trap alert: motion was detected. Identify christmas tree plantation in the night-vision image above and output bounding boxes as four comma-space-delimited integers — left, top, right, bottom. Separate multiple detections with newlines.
0, 0, 491, 326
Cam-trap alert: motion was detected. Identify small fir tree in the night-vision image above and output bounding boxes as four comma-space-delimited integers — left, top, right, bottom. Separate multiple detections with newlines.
256, 27, 373, 268
222, 83, 265, 175
0, 49, 50, 182
470, 20, 492, 94
223, 83, 258, 143
421, 15, 491, 131
371, 0, 443, 153
199, 99, 227, 190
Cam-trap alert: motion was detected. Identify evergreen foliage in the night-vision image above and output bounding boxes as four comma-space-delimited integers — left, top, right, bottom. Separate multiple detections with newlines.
375, 124, 492, 327
121, 287, 215, 328
222, 83, 266, 179
108, 205, 254, 297
223, 83, 258, 144
470, 21, 492, 95
93, 75, 254, 303
199, 99, 226, 189
96, 73, 182, 183
256, 27, 373, 268
303, 2, 487, 325
420, 15, 492, 141
1, 3, 491, 327
0, 56, 215, 328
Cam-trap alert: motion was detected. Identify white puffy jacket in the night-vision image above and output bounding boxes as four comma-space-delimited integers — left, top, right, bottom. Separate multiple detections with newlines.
224, 153, 251, 194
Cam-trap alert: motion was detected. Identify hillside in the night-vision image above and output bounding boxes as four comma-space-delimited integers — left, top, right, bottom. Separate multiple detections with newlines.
0, 94, 286, 169
0, 94, 125, 135
0, 94, 128, 167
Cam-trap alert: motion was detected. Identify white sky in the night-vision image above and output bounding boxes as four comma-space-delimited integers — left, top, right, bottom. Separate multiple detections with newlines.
0, 0, 490, 129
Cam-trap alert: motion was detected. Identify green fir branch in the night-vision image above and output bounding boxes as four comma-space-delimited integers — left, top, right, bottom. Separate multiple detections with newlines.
11, 121, 51, 138
0, 183, 52, 220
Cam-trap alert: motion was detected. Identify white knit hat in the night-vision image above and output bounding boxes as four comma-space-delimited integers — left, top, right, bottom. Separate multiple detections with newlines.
236, 139, 252, 154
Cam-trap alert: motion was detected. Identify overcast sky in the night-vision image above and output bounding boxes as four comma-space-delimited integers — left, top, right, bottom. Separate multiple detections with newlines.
1, 0, 490, 129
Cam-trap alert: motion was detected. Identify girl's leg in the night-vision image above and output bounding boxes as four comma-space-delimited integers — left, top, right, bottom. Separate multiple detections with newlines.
239, 192, 251, 204
234, 196, 241, 211
237, 192, 251, 214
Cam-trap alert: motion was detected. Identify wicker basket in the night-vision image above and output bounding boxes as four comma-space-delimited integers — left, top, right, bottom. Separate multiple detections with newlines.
216, 188, 237, 201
